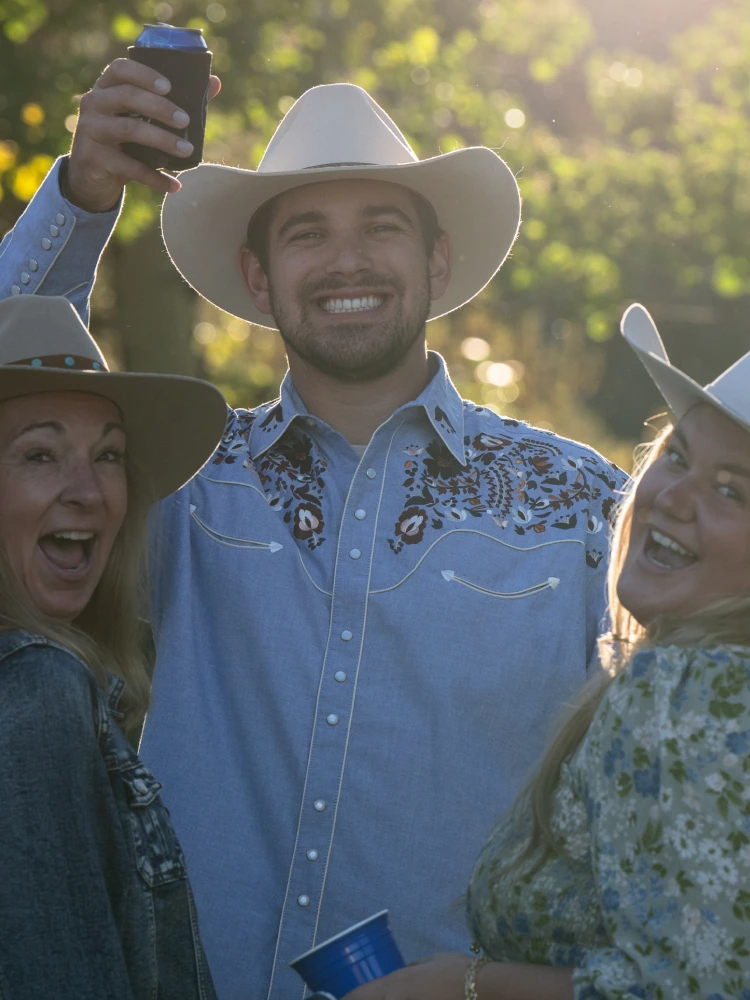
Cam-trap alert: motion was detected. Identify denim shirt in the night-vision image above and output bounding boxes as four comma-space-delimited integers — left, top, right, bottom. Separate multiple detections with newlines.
1, 159, 628, 1000
0, 629, 217, 1000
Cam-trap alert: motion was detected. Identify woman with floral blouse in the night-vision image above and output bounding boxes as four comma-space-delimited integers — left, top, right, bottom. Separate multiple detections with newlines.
346, 304, 750, 1000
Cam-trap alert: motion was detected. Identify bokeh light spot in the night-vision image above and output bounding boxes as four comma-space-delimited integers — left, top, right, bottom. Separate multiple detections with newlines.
504, 108, 526, 128
461, 336, 491, 362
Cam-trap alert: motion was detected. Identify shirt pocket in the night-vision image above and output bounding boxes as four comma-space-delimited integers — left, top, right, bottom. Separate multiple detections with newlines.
119, 758, 187, 888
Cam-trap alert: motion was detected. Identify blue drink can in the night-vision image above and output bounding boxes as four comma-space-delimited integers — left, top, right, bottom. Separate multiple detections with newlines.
124, 23, 212, 171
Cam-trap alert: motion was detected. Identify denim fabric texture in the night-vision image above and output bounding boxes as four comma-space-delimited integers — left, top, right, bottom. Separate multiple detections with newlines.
0, 629, 217, 1000
0, 158, 628, 1000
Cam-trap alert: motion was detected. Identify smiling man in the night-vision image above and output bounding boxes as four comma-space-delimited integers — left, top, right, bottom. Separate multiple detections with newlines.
0, 73, 625, 1000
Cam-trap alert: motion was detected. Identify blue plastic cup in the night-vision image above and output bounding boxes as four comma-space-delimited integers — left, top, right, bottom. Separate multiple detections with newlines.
290, 910, 405, 998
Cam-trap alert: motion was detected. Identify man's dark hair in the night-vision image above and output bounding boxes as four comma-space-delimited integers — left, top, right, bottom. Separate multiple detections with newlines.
245, 186, 444, 273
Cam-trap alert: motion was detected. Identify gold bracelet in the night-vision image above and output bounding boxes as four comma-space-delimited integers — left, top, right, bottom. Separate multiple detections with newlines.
464, 954, 491, 1000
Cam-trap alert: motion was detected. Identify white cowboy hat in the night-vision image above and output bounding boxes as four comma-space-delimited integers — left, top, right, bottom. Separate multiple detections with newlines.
621, 302, 750, 434
0, 296, 227, 499
161, 82, 522, 329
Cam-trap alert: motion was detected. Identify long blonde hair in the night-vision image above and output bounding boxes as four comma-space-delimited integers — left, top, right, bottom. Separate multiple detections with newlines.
506, 421, 750, 873
0, 459, 152, 736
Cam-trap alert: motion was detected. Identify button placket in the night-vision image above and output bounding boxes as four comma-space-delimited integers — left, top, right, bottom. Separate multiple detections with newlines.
274, 453, 384, 989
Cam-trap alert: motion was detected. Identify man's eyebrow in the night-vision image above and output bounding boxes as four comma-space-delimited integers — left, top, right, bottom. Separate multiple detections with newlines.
276, 210, 327, 240
361, 204, 416, 229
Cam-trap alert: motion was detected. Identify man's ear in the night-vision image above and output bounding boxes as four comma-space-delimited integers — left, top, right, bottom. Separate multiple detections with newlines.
428, 232, 452, 303
239, 245, 273, 315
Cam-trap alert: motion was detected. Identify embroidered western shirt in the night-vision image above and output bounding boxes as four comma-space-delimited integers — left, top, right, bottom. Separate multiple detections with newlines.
1, 159, 627, 1000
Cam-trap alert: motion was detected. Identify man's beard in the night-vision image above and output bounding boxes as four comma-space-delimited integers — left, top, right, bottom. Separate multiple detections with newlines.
269, 271, 431, 383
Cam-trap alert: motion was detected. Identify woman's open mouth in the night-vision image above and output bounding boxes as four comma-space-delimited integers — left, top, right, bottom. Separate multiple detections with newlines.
37, 530, 96, 577
643, 527, 698, 571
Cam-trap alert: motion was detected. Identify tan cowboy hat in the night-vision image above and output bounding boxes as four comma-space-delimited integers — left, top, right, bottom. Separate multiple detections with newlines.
621, 303, 750, 434
0, 296, 227, 499
161, 82, 522, 329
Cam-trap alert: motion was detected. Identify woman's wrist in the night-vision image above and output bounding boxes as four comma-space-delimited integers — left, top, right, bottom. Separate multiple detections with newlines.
465, 954, 492, 1000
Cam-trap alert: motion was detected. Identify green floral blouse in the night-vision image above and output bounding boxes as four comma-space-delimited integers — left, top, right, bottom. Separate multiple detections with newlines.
466, 645, 750, 999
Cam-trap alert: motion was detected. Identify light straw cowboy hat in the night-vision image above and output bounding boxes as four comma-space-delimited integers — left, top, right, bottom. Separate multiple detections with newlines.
162, 82, 522, 330
621, 303, 750, 434
0, 296, 227, 499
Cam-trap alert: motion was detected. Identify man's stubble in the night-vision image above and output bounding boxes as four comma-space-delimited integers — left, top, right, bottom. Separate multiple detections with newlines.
269, 269, 432, 383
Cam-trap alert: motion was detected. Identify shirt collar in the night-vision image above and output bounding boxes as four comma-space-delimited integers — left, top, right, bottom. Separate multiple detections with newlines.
249, 351, 466, 465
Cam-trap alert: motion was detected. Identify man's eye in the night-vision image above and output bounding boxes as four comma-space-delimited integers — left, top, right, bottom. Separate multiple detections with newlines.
291, 230, 322, 241
97, 448, 124, 463
371, 223, 399, 233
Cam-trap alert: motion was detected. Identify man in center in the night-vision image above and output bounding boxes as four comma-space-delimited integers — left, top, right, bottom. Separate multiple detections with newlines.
0, 74, 624, 1000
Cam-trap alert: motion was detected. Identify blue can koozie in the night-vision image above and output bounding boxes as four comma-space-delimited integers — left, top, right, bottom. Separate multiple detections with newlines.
123, 23, 211, 171
290, 910, 405, 999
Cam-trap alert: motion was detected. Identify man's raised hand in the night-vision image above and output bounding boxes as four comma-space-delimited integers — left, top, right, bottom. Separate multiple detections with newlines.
64, 58, 221, 213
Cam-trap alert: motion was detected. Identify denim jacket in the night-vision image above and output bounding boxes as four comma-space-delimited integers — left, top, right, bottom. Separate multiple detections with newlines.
0, 629, 217, 1000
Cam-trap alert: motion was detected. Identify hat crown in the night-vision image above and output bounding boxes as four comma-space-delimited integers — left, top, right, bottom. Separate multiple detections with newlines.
705, 346, 750, 420
258, 83, 419, 174
622, 303, 750, 434
0, 296, 107, 370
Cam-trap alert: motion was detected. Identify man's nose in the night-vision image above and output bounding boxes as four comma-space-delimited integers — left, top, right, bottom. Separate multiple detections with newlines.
59, 460, 104, 509
324, 235, 372, 274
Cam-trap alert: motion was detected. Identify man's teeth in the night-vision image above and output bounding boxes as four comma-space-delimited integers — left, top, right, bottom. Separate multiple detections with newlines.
320, 295, 384, 313
53, 531, 95, 541
650, 528, 696, 560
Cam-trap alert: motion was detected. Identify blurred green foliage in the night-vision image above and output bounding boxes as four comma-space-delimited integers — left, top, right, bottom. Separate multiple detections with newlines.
2, 0, 749, 470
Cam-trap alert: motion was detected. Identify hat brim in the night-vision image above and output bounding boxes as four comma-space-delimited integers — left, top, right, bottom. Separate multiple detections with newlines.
0, 368, 227, 500
622, 304, 750, 435
161, 146, 521, 329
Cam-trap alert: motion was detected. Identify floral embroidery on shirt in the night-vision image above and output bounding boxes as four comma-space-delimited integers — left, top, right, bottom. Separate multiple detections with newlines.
212, 409, 256, 466
257, 429, 328, 550
387, 415, 622, 554
259, 401, 284, 433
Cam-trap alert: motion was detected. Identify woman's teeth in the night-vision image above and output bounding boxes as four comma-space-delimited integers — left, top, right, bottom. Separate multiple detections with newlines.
320, 295, 384, 313
650, 528, 696, 560
53, 531, 95, 541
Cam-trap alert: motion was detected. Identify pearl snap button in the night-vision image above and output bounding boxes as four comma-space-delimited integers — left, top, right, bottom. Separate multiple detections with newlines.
28, 259, 38, 271
354, 508, 366, 520
297, 894, 311, 907
340, 630, 352, 641
349, 548, 361, 560
313, 799, 326, 812
306, 849, 319, 861
334, 671, 347, 682
10, 285, 20, 295
20, 272, 30, 284
366, 468, 376, 479
49, 224, 59, 237
41, 238, 52, 250
326, 714, 339, 726
55, 213, 66, 225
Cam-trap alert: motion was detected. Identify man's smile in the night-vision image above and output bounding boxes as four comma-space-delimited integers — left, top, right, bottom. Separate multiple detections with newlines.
318, 294, 386, 314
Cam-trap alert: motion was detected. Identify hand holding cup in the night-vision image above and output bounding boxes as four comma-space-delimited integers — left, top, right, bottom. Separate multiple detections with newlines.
65, 58, 221, 213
